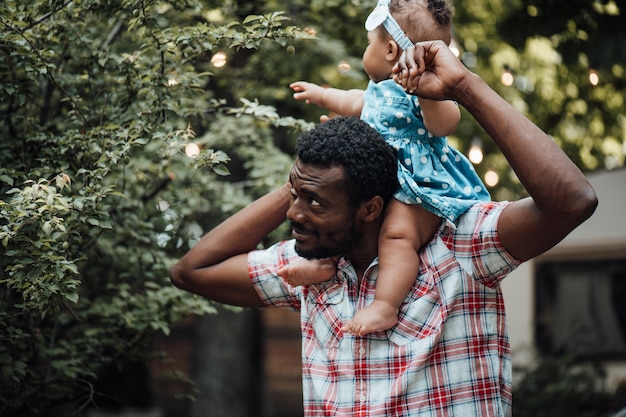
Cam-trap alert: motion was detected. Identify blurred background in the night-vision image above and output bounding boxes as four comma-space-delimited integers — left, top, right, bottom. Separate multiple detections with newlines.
1, 0, 624, 416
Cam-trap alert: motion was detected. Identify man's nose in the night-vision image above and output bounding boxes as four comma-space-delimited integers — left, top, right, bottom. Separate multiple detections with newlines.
286, 198, 306, 224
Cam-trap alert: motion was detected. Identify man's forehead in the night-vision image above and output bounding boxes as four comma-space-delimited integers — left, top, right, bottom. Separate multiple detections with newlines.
289, 160, 345, 188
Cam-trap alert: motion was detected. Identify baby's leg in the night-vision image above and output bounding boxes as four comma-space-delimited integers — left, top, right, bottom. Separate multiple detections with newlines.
277, 257, 338, 287
342, 200, 440, 336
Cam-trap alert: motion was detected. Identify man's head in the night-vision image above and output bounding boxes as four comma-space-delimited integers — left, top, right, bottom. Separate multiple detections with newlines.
289, 117, 398, 259
295, 116, 398, 208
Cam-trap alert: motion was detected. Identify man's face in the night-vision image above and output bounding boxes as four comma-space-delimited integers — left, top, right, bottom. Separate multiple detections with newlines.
286, 160, 362, 259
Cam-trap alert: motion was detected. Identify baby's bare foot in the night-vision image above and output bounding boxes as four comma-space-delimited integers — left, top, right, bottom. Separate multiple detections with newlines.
341, 300, 399, 336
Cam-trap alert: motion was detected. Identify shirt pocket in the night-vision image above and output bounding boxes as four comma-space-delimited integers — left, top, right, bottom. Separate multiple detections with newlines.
305, 280, 346, 349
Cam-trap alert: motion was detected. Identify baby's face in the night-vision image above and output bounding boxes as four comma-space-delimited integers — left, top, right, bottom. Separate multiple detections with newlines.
363, 28, 396, 82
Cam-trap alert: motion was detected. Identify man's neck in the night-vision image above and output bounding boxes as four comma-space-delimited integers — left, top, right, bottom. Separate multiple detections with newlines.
346, 243, 378, 279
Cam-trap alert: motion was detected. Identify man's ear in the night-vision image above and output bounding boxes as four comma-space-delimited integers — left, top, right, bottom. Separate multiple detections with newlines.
386, 40, 401, 63
359, 196, 385, 222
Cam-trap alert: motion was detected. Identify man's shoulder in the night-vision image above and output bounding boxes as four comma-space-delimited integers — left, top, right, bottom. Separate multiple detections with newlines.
455, 201, 510, 230
421, 200, 520, 285
436, 201, 510, 252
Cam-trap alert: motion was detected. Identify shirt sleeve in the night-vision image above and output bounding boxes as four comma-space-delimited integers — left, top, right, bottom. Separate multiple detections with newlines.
442, 201, 524, 288
248, 240, 302, 311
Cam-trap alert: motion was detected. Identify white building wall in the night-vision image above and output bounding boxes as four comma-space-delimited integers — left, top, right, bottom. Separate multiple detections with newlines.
501, 168, 626, 387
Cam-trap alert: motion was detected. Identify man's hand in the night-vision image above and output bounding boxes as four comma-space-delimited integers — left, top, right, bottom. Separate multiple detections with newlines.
392, 40, 467, 102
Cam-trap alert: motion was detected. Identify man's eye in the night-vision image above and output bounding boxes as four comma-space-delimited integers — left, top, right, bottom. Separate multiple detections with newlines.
310, 199, 321, 207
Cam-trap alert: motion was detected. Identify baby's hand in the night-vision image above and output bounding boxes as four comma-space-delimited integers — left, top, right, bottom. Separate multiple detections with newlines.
289, 81, 324, 106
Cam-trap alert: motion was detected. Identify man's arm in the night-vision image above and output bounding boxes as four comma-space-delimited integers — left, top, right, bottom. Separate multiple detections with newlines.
169, 183, 292, 307
393, 41, 598, 261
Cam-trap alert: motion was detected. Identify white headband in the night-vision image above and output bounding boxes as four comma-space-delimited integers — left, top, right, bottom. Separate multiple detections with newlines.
364, 0, 414, 50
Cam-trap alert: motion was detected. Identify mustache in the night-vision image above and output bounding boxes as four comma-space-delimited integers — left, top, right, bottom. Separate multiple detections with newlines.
289, 221, 316, 235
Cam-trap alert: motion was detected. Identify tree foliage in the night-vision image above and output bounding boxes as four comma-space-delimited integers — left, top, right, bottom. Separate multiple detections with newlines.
512, 355, 613, 417
452, 0, 625, 198
0, 1, 309, 415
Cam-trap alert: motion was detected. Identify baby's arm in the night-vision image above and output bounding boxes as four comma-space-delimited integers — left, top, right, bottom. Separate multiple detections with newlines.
418, 98, 461, 137
290, 81, 364, 118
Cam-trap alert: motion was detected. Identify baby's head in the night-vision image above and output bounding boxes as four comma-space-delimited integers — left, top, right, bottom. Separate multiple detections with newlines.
366, 0, 453, 48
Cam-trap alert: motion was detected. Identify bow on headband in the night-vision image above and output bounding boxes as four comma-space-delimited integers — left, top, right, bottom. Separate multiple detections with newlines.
365, 0, 414, 50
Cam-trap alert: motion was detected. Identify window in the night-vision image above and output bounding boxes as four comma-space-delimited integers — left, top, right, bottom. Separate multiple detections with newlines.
535, 259, 626, 358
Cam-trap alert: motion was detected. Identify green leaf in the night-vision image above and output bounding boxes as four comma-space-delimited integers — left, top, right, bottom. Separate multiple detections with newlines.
212, 164, 230, 176
0, 174, 14, 185
64, 292, 79, 303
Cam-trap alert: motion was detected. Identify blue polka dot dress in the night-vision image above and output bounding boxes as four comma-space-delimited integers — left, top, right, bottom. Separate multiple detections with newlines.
361, 79, 490, 225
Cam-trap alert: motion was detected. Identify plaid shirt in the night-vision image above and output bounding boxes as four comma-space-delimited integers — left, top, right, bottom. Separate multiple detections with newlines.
249, 201, 522, 416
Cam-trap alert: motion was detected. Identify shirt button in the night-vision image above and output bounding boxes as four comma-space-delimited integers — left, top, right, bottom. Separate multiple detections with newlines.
360, 394, 366, 403
359, 347, 366, 355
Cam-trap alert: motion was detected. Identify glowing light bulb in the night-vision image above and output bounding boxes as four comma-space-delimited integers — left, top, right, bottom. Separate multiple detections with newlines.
211, 52, 227, 68
484, 169, 499, 187
501, 68, 514, 86
588, 69, 599, 86
338, 61, 352, 73
185, 143, 200, 158
468, 138, 483, 165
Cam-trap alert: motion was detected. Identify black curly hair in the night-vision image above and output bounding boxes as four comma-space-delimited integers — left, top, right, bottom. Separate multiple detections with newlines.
295, 116, 399, 208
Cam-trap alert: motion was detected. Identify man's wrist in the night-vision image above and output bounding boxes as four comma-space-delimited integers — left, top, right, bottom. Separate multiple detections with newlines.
281, 181, 292, 195
452, 72, 484, 110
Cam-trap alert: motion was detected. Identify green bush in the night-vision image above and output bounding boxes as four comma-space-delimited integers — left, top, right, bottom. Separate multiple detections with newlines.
513, 355, 615, 417
0, 1, 309, 415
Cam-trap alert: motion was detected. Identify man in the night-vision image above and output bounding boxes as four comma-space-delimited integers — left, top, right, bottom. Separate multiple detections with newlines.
170, 40, 597, 416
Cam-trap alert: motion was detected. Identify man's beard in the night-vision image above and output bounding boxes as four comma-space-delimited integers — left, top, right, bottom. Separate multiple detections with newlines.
292, 221, 361, 260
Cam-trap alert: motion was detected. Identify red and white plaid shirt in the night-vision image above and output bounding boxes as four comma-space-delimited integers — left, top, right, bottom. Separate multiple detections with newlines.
249, 201, 522, 416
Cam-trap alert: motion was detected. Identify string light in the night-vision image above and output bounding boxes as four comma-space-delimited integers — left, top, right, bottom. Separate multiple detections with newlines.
338, 61, 352, 73
468, 138, 484, 165
501, 65, 514, 87
588, 68, 599, 86
211, 52, 227, 68
185, 143, 200, 158
484, 169, 499, 187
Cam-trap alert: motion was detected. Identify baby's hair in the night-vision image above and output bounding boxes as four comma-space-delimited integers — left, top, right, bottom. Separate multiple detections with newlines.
389, 0, 454, 45
425, 0, 453, 26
